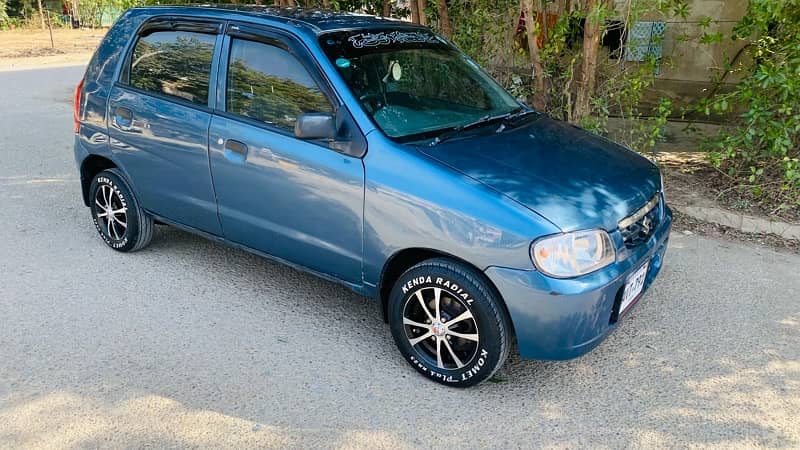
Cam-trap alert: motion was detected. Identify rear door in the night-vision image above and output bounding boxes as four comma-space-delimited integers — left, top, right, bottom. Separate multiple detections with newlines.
208, 25, 366, 284
107, 18, 223, 234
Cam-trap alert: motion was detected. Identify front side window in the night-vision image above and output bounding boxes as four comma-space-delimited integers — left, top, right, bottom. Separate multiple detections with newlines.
226, 39, 333, 131
129, 30, 216, 106
320, 29, 521, 141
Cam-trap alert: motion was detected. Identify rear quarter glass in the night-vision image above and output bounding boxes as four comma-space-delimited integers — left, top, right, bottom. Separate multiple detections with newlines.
81, 10, 148, 130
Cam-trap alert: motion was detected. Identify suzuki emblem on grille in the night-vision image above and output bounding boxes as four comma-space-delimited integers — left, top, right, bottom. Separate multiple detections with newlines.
618, 193, 660, 230
641, 216, 652, 234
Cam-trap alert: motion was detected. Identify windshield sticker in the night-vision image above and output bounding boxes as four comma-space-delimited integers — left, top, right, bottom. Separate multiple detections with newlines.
348, 31, 440, 48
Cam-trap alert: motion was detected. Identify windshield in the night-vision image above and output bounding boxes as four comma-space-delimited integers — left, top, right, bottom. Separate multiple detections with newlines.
320, 29, 521, 142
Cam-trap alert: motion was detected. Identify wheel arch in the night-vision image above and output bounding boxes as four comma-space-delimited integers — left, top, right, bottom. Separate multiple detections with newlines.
377, 248, 516, 338
80, 154, 118, 207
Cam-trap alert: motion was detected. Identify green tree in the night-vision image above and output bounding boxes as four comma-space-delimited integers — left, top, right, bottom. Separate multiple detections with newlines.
0, 0, 9, 28
703, 0, 800, 208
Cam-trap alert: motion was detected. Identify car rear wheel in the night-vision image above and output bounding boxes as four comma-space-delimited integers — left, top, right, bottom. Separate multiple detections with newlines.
388, 258, 512, 387
89, 168, 153, 252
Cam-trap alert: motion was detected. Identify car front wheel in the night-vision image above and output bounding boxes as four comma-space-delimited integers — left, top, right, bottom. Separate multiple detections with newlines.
388, 258, 512, 387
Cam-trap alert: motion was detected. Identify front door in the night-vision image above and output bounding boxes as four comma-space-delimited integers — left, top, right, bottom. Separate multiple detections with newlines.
108, 22, 222, 234
209, 28, 365, 284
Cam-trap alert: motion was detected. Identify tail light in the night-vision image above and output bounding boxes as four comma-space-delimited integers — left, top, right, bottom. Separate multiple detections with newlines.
73, 78, 84, 133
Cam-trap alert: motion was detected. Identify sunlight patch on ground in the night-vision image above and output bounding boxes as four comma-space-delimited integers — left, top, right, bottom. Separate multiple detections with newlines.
0, 391, 410, 449
651, 360, 800, 448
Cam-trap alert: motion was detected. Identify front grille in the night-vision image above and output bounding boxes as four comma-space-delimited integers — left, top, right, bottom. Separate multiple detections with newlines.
619, 194, 661, 248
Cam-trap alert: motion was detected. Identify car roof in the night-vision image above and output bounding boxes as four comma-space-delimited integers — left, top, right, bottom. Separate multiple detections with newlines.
134, 5, 424, 35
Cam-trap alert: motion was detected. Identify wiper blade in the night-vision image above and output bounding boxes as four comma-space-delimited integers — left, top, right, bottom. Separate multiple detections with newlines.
429, 108, 539, 145
505, 108, 537, 122
430, 113, 510, 146
493, 108, 539, 134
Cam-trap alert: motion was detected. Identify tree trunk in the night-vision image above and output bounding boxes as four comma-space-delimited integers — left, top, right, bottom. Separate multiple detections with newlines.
409, 0, 420, 24
71, 0, 80, 28
381, 0, 391, 17
45, 11, 53, 48
37, 0, 44, 29
436, 0, 452, 39
418, 0, 428, 25
521, 0, 546, 110
573, 0, 604, 122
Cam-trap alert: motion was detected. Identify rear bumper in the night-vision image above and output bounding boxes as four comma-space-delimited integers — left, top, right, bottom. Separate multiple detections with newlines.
485, 205, 672, 360
74, 134, 91, 206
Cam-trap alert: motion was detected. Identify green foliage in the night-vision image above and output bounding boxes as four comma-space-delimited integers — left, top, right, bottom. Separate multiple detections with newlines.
497, 1, 683, 154
0, 0, 9, 29
115, 0, 383, 11
655, 0, 689, 19
77, 0, 120, 28
699, 31, 724, 45
703, 0, 800, 208
447, 0, 519, 67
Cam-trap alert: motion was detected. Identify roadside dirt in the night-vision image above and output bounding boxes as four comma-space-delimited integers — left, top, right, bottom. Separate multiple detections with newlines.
0, 28, 103, 71
0, 28, 104, 58
659, 151, 800, 224
659, 151, 799, 254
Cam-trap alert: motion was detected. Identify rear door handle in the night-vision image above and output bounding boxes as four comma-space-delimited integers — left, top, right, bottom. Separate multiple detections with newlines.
112, 106, 136, 132
223, 139, 248, 162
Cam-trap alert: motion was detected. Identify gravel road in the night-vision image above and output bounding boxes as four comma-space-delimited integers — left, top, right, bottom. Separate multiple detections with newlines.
1, 65, 798, 449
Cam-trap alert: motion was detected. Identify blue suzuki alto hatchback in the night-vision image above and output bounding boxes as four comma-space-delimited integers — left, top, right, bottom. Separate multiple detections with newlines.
73, 6, 671, 387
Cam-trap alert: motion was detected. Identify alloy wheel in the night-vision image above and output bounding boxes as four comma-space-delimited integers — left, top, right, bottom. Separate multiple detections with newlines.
94, 185, 128, 241
402, 286, 480, 370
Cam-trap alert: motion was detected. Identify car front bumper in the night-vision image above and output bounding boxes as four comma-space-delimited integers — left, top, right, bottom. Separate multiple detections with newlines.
485, 205, 672, 360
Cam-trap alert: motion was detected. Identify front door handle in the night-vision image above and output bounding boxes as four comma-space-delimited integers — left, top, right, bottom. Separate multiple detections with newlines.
223, 139, 248, 163
224, 139, 248, 155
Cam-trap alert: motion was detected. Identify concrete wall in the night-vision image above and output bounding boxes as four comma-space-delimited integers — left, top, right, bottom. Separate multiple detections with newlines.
654, 0, 749, 83
609, 0, 749, 113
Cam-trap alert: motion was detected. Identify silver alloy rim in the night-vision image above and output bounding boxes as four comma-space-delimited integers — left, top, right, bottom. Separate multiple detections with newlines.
95, 185, 128, 241
402, 286, 479, 370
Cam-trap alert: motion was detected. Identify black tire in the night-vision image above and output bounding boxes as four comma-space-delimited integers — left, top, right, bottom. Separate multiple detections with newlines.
388, 258, 512, 388
88, 168, 153, 252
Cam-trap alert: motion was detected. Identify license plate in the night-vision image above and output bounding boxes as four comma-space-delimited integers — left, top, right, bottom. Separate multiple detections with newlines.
620, 262, 649, 314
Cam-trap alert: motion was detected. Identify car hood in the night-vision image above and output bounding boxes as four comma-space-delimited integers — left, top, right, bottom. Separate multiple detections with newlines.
418, 116, 661, 231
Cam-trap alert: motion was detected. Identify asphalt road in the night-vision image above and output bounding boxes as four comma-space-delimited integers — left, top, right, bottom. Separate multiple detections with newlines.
1, 65, 798, 449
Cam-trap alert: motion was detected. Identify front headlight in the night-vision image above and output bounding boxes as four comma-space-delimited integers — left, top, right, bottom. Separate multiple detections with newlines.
531, 229, 616, 278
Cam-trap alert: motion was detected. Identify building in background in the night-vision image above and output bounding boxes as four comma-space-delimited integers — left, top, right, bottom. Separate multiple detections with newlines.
614, 0, 748, 111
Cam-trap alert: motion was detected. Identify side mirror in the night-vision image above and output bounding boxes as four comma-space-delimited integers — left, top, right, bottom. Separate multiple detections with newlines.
294, 112, 336, 140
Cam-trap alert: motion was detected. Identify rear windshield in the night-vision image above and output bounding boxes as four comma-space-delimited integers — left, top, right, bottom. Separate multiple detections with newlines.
319, 29, 520, 142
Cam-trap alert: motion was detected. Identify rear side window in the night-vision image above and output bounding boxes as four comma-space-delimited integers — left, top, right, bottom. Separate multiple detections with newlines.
226, 38, 333, 131
129, 31, 215, 106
